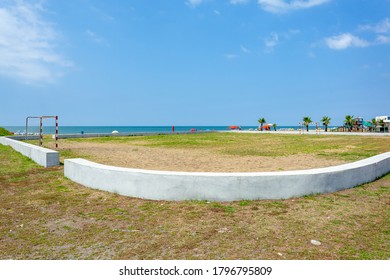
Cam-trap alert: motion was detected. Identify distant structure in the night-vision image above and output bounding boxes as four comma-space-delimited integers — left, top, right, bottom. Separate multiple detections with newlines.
352, 117, 364, 132
335, 115, 389, 133
375, 116, 390, 132
375, 116, 390, 123
337, 116, 365, 132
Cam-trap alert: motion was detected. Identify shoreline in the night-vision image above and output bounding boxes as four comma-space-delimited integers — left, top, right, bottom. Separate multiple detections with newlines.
7, 129, 390, 138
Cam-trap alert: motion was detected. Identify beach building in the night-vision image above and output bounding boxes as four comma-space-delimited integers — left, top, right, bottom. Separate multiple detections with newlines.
375, 116, 390, 132
375, 116, 390, 123
352, 117, 364, 132
336, 116, 366, 132
335, 116, 390, 132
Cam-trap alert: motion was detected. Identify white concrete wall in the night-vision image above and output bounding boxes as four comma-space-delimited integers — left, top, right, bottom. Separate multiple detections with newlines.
0, 137, 59, 168
64, 152, 390, 201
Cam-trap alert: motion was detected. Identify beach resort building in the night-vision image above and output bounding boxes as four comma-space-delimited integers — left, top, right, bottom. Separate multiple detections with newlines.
375, 116, 390, 132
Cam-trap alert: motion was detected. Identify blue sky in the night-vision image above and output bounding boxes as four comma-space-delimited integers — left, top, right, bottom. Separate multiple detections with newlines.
0, 0, 389, 126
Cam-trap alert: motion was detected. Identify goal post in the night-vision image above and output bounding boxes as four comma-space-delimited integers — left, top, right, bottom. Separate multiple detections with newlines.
25, 116, 59, 148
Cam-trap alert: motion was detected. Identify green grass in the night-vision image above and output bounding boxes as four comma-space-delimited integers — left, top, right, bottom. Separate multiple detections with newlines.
0, 127, 12, 136
55, 132, 390, 162
1, 134, 389, 259
0, 145, 38, 176
210, 203, 236, 214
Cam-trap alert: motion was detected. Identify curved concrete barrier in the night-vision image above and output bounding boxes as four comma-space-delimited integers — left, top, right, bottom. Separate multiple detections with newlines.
0, 137, 59, 168
64, 152, 390, 201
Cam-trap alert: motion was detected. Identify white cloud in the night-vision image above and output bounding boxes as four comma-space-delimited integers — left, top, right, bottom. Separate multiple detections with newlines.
240, 45, 251, 53
230, 0, 250, 4
359, 18, 390, 34
376, 35, 390, 44
359, 18, 390, 46
258, 0, 331, 14
285, 29, 300, 38
225, 53, 238, 59
86, 29, 110, 47
325, 33, 369, 50
265, 32, 279, 52
186, 0, 203, 8
0, 0, 71, 84
264, 30, 300, 52
325, 19, 390, 51
188, 0, 249, 8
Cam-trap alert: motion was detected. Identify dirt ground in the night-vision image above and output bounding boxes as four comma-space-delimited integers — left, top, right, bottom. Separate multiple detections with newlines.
54, 141, 348, 172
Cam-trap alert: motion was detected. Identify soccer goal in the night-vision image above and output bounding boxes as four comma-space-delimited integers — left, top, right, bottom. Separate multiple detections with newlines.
25, 116, 58, 148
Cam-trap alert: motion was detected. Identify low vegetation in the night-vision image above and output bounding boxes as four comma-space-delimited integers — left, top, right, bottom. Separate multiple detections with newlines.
1, 136, 389, 259
0, 127, 12, 136
46, 132, 390, 163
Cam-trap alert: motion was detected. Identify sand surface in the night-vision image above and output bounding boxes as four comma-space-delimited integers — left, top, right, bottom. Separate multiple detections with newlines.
55, 141, 348, 172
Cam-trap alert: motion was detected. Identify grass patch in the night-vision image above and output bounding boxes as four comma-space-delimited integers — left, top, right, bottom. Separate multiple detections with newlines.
0, 127, 12, 136
56, 185, 70, 192
1, 135, 389, 260
238, 201, 252, 207
210, 203, 236, 214
31, 133, 390, 173
0, 145, 39, 176
50, 132, 390, 161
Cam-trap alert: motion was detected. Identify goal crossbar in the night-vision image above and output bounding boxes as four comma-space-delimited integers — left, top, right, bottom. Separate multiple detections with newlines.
25, 116, 59, 148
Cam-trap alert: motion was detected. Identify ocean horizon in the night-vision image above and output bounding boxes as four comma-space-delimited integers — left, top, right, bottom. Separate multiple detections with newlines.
4, 125, 327, 135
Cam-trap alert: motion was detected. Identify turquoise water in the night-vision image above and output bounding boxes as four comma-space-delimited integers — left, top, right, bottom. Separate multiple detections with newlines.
4, 125, 303, 135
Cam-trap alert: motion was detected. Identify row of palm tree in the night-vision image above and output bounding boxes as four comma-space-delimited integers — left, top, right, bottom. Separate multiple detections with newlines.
259, 116, 330, 132
259, 115, 384, 132
257, 118, 277, 131
301, 116, 331, 132
305, 115, 384, 132
343, 115, 384, 131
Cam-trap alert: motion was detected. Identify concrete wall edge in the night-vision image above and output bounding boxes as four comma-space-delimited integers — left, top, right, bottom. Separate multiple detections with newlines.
64, 152, 390, 201
0, 136, 60, 168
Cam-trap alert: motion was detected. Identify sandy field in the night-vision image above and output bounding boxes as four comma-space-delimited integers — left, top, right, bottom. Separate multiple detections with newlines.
54, 141, 348, 172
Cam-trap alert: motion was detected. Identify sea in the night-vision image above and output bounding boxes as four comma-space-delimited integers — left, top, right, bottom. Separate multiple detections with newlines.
4, 125, 304, 135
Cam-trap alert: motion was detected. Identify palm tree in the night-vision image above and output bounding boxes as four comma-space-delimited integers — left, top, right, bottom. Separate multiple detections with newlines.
272, 123, 277, 131
321, 116, 331, 132
302, 116, 312, 132
344, 115, 354, 132
379, 119, 385, 132
371, 118, 377, 132
258, 118, 266, 131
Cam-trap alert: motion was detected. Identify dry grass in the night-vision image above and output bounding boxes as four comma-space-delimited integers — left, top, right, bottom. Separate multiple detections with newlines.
40, 133, 390, 172
1, 141, 389, 260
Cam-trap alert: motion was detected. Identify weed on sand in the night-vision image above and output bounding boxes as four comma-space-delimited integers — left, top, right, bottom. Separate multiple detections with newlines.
57, 133, 390, 159
0, 144, 389, 259
38, 133, 390, 172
